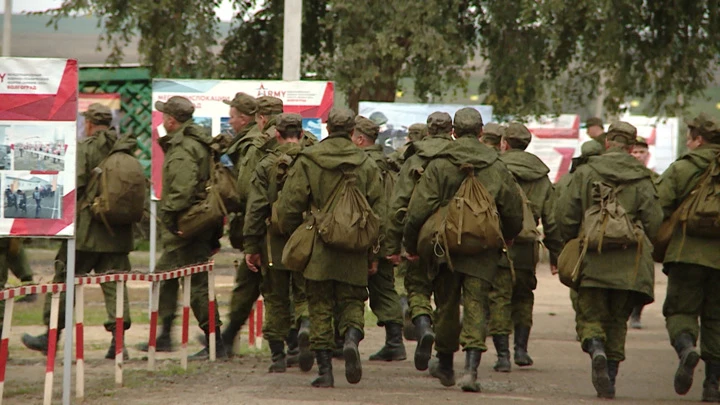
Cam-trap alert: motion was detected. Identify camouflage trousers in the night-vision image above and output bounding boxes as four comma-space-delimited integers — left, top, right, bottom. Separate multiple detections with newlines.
306, 280, 368, 351
406, 257, 434, 321
369, 259, 403, 326
433, 267, 490, 354
44, 241, 132, 332
664, 262, 720, 363
227, 258, 263, 331
488, 267, 537, 335
394, 260, 407, 297
577, 287, 635, 362
157, 243, 220, 332
262, 267, 308, 342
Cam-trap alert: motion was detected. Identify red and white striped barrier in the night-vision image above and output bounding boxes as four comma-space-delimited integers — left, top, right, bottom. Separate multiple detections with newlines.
247, 298, 264, 350
0, 262, 215, 405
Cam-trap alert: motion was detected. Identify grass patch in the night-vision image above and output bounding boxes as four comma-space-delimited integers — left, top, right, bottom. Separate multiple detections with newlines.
10, 297, 150, 326
4, 383, 43, 398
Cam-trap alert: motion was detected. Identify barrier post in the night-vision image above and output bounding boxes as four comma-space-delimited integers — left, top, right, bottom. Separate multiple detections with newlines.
115, 280, 124, 387
208, 268, 216, 362
62, 240, 76, 405
75, 284, 84, 401
248, 306, 256, 348
44, 291, 61, 405
148, 280, 160, 370
0, 296, 14, 405
181, 275, 191, 370
255, 299, 264, 350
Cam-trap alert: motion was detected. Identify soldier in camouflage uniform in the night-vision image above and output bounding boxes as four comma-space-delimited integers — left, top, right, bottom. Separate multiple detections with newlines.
557, 121, 661, 398
656, 113, 720, 402
352, 116, 406, 362
480, 123, 505, 151
277, 108, 384, 388
243, 113, 313, 373
152, 96, 226, 359
22, 104, 135, 359
386, 112, 455, 372
404, 108, 524, 391
387, 123, 427, 341
488, 123, 563, 372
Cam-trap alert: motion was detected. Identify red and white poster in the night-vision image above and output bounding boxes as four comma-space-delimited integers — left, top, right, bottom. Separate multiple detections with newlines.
78, 93, 122, 140
0, 57, 78, 237
150, 79, 334, 199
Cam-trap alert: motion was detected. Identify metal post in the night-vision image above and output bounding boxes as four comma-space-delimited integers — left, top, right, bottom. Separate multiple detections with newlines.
62, 240, 76, 405
148, 196, 157, 316
2, 0, 11, 57
282, 0, 302, 81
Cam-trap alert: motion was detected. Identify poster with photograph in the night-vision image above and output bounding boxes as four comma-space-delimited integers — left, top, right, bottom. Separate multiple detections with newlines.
0, 57, 77, 237
151, 79, 334, 199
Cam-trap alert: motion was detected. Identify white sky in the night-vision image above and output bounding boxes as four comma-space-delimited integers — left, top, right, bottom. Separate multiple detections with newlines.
0, 0, 240, 21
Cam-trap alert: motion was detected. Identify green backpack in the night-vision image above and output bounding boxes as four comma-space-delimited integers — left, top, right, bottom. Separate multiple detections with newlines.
680, 154, 720, 238
581, 181, 640, 252
315, 171, 381, 252
514, 183, 541, 243
87, 150, 146, 229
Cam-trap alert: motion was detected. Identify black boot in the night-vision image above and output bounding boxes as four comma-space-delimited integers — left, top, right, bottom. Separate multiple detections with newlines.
268, 340, 286, 373
673, 333, 700, 395
586, 338, 613, 398
220, 319, 243, 352
311, 350, 334, 388
514, 326, 534, 367
343, 327, 363, 384
492, 334, 511, 372
607, 360, 619, 399
435, 352, 455, 387
413, 315, 435, 371
286, 328, 300, 367
138, 316, 174, 352
21, 331, 54, 355
459, 350, 482, 392
400, 296, 417, 341
297, 318, 314, 372
369, 322, 407, 361
629, 306, 643, 329
189, 326, 229, 360
702, 361, 720, 402
105, 333, 129, 360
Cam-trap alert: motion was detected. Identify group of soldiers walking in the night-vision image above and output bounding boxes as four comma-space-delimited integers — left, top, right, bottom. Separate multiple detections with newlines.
1, 92, 719, 402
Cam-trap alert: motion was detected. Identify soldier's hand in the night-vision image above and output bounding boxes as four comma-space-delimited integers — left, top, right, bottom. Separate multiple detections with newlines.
245, 253, 262, 273
405, 253, 419, 262
550, 264, 558, 275
386, 254, 402, 265
368, 260, 379, 276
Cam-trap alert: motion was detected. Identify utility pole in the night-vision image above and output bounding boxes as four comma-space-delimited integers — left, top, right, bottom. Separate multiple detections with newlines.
2, 0, 11, 56
282, 0, 301, 81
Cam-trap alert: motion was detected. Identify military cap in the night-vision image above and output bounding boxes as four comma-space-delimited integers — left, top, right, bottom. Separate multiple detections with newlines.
82, 103, 112, 125
453, 108, 484, 135
483, 123, 506, 138
426, 112, 453, 133
606, 121, 637, 144
635, 136, 649, 148
407, 123, 428, 142
688, 112, 720, 138
355, 115, 380, 140
327, 107, 356, 133
369, 111, 388, 126
586, 117, 604, 128
580, 139, 604, 157
155, 96, 194, 123
276, 113, 303, 133
256, 96, 284, 115
223, 92, 258, 115
504, 122, 533, 146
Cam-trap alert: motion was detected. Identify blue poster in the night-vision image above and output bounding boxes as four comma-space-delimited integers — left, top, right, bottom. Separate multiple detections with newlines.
303, 118, 323, 140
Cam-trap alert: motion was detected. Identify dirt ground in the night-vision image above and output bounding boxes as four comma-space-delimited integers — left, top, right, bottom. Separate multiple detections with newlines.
1, 253, 709, 405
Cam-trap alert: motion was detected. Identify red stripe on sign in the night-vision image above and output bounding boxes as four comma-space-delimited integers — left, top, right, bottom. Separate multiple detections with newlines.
182, 307, 190, 345
148, 311, 158, 348
10, 190, 76, 236
0, 338, 8, 382
29, 170, 60, 175
76, 323, 84, 360
0, 60, 78, 121
46, 329, 58, 372
553, 147, 577, 183
115, 319, 123, 356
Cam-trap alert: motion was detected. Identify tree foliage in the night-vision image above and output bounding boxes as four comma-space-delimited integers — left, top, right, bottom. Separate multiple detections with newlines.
39, 0, 720, 118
